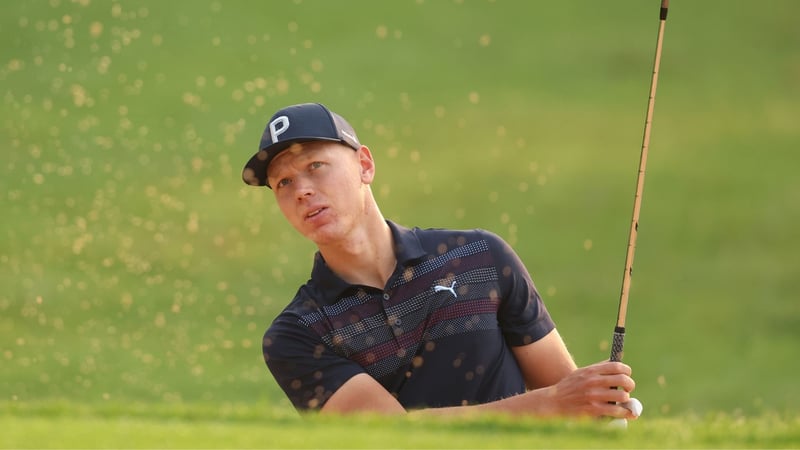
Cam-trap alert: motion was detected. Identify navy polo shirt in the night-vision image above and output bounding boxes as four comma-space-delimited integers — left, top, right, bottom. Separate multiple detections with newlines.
263, 221, 556, 411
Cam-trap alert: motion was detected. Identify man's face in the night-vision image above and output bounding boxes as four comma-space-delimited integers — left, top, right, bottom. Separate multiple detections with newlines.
266, 141, 374, 246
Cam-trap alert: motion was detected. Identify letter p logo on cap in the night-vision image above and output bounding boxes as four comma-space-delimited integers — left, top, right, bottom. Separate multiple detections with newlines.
269, 116, 290, 144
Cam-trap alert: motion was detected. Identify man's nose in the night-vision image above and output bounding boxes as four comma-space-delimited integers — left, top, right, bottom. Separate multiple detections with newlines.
294, 177, 314, 199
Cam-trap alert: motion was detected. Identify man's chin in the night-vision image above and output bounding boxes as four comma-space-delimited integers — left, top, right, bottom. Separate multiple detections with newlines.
303, 223, 340, 247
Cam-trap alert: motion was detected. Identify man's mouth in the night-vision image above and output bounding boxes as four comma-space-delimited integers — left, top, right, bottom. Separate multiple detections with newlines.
306, 208, 325, 219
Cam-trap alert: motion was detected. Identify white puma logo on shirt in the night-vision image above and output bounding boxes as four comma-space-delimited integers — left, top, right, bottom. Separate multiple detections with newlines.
433, 281, 457, 298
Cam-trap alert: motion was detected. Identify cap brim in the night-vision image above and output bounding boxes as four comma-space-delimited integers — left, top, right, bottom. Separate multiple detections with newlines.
241, 137, 344, 188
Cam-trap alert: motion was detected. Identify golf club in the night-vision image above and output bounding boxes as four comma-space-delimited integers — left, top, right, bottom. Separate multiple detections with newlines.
610, 0, 669, 363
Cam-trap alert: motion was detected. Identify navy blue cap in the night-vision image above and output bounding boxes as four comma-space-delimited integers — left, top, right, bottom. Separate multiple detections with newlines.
242, 103, 361, 188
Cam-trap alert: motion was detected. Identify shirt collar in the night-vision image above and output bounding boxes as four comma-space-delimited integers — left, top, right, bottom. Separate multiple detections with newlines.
309, 220, 427, 302
388, 220, 427, 264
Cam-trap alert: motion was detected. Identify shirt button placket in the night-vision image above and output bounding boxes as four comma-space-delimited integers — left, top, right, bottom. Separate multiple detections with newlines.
382, 291, 403, 336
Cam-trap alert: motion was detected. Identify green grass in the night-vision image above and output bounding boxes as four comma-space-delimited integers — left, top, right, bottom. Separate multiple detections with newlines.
1, 400, 798, 449
1, 0, 799, 447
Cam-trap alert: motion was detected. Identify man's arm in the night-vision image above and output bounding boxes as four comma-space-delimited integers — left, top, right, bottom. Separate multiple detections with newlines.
322, 329, 636, 418
323, 362, 637, 418
510, 328, 577, 389
320, 372, 406, 414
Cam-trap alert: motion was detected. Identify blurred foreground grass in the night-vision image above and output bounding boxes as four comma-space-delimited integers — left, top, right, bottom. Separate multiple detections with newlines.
1, 400, 799, 449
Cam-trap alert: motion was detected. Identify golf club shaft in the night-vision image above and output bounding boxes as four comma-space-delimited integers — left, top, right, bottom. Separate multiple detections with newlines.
610, 0, 669, 363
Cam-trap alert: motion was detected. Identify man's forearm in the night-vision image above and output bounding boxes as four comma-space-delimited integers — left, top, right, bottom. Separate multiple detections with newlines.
408, 386, 557, 418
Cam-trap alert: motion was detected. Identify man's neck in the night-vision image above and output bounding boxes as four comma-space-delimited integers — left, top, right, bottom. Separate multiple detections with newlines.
318, 216, 396, 290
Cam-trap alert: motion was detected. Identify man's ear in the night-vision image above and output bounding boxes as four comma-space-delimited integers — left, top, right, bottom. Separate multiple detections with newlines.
357, 145, 376, 183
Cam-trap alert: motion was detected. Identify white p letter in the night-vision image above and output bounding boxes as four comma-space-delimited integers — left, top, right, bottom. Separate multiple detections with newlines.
269, 116, 290, 143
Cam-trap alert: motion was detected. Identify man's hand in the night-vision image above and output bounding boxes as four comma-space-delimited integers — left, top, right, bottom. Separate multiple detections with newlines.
537, 360, 638, 419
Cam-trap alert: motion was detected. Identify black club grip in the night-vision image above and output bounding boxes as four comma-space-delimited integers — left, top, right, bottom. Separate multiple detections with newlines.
610, 326, 626, 362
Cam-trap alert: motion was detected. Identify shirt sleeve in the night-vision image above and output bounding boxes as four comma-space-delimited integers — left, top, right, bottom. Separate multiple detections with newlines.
480, 230, 556, 346
263, 310, 364, 411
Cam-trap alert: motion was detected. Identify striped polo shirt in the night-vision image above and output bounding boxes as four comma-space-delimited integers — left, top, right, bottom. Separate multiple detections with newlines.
263, 221, 555, 411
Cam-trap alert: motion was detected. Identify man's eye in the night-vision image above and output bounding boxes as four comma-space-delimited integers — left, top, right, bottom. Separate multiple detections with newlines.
309, 161, 323, 170
276, 178, 291, 188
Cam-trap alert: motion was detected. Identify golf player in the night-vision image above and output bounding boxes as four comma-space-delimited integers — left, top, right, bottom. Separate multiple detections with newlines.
243, 103, 638, 419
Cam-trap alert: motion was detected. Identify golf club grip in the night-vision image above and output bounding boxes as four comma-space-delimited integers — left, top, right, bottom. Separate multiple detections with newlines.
610, 326, 625, 362
608, 327, 626, 406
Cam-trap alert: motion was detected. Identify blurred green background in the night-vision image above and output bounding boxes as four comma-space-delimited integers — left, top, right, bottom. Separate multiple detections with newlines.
1, 0, 798, 422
